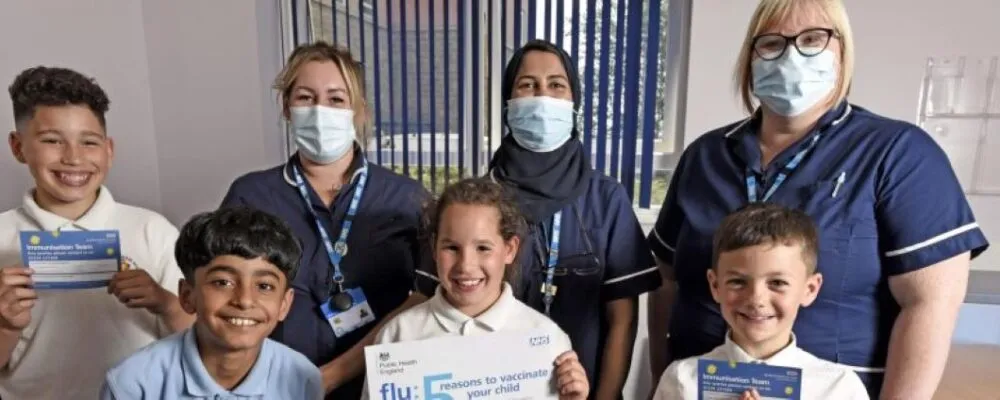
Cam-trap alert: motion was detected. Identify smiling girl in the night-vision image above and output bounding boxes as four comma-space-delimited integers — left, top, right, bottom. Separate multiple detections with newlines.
367, 178, 589, 399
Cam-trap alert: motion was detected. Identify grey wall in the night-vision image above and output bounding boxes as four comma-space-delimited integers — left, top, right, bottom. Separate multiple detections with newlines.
0, 0, 163, 212
0, 0, 284, 226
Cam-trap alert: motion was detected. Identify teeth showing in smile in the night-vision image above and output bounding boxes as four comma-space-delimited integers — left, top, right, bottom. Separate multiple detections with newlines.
56, 172, 91, 187
225, 317, 259, 327
456, 279, 483, 287
740, 313, 773, 321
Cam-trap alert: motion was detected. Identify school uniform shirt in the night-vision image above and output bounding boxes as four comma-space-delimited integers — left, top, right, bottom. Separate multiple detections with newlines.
417, 173, 661, 389
0, 186, 184, 400
100, 326, 323, 399
220, 148, 430, 400
652, 333, 869, 400
648, 102, 990, 396
361, 282, 574, 400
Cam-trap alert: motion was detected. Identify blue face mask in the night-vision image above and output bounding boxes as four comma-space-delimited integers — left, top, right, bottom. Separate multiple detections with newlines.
752, 48, 837, 117
289, 106, 356, 164
506, 96, 575, 152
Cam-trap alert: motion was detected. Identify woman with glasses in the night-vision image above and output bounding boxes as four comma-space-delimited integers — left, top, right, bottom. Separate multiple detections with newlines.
416, 39, 661, 399
646, 0, 988, 399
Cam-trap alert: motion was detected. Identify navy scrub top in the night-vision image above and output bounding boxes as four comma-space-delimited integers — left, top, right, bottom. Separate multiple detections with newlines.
220, 148, 430, 400
417, 173, 662, 394
648, 102, 989, 395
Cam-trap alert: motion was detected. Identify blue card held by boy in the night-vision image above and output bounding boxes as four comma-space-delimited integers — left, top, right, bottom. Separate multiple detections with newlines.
697, 359, 802, 400
19, 230, 122, 289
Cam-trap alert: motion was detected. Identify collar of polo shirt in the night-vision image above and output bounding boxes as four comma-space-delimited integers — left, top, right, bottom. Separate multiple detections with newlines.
181, 327, 273, 396
721, 330, 802, 366
21, 185, 115, 231
430, 282, 518, 333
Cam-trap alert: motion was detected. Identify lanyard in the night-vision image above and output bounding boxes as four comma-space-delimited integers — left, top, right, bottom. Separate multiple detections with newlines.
542, 211, 562, 316
745, 134, 821, 203
291, 161, 368, 294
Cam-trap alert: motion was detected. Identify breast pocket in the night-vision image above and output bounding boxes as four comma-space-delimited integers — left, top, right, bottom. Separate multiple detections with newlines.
793, 179, 853, 259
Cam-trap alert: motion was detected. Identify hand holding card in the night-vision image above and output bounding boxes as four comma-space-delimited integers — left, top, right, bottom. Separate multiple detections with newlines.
0, 266, 37, 332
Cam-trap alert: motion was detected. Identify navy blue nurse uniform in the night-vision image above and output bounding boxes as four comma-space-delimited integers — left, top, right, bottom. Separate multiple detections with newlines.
417, 172, 662, 392
648, 102, 990, 397
220, 147, 430, 400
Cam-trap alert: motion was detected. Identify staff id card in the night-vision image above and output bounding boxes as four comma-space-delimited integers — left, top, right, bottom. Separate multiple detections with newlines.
697, 359, 802, 400
19, 230, 122, 289
320, 287, 376, 337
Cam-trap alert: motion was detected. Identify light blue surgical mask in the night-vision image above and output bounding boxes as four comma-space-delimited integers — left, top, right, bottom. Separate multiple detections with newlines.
506, 96, 575, 152
752, 48, 837, 117
289, 105, 356, 164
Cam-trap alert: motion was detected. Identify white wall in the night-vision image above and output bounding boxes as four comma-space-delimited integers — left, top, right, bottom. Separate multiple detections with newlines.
0, 0, 283, 227
685, 0, 999, 271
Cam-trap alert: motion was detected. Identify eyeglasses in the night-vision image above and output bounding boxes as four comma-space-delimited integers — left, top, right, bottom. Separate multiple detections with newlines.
752, 28, 837, 61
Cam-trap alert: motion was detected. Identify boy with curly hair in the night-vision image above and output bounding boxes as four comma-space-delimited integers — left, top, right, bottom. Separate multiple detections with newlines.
0, 66, 193, 399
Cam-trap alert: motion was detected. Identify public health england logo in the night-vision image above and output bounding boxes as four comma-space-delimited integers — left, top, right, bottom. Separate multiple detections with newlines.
379, 352, 390, 362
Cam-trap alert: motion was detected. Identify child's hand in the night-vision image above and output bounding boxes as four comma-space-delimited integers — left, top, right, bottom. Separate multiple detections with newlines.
554, 351, 589, 400
740, 388, 761, 400
0, 266, 36, 332
108, 269, 172, 315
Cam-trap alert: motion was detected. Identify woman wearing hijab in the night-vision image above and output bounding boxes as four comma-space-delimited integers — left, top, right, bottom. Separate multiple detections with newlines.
417, 39, 661, 399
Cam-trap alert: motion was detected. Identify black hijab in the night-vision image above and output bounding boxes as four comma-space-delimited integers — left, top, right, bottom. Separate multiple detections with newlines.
489, 39, 593, 224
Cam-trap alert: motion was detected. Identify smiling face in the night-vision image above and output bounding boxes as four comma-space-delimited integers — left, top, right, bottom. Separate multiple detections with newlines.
434, 203, 519, 317
9, 104, 114, 213
179, 255, 293, 354
707, 242, 822, 358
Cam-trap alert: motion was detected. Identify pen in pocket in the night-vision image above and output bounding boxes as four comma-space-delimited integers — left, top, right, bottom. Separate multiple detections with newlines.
832, 171, 846, 198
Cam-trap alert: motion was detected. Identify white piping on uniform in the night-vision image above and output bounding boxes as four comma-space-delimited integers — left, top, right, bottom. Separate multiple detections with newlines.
831, 104, 853, 125
652, 229, 676, 252
724, 103, 852, 139
837, 364, 885, 374
604, 266, 659, 285
723, 118, 752, 138
282, 159, 368, 186
415, 269, 439, 282
884, 222, 979, 257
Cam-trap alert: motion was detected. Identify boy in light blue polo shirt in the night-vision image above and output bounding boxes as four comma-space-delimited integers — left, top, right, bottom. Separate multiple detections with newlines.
100, 207, 322, 399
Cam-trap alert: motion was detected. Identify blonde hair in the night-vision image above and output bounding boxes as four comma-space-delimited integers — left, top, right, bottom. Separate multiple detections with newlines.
274, 41, 371, 148
734, 0, 854, 115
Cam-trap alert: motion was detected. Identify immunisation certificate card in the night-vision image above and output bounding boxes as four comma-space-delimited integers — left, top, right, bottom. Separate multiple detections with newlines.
19, 230, 122, 289
697, 359, 802, 400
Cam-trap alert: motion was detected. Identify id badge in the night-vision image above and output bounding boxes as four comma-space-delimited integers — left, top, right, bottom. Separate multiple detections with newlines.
320, 287, 376, 338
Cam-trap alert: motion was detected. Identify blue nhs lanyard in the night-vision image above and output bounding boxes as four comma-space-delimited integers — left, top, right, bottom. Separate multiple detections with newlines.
291, 161, 368, 292
542, 211, 562, 316
745, 134, 821, 202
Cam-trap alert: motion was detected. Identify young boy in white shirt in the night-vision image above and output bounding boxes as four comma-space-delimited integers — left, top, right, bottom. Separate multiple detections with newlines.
363, 178, 589, 400
652, 203, 868, 400
0, 66, 194, 399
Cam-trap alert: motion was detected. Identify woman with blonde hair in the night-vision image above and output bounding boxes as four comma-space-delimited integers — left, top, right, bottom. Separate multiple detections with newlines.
219, 42, 430, 399
646, 1, 988, 398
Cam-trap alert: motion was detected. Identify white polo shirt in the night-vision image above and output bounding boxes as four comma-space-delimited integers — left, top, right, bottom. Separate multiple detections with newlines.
653, 333, 869, 400
0, 187, 184, 400
361, 283, 573, 400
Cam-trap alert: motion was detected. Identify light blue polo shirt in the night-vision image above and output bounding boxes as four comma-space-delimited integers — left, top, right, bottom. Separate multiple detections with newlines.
100, 327, 322, 399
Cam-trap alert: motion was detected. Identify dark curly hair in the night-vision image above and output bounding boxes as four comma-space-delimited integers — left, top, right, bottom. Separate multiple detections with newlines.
422, 178, 527, 284
8, 66, 110, 129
